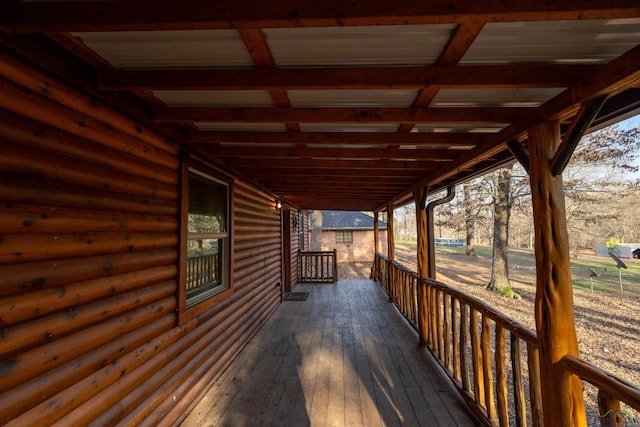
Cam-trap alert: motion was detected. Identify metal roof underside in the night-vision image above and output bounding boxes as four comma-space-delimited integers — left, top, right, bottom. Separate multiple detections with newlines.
1, 1, 639, 211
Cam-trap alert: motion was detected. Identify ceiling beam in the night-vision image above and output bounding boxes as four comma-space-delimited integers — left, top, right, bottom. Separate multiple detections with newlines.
239, 168, 433, 178
2, 1, 638, 32
213, 146, 458, 160
155, 106, 528, 124
98, 65, 586, 91
224, 158, 440, 170
188, 129, 485, 147
400, 22, 485, 132
237, 28, 300, 132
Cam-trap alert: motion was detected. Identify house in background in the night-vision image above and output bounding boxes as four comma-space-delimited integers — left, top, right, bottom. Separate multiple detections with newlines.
310, 211, 387, 262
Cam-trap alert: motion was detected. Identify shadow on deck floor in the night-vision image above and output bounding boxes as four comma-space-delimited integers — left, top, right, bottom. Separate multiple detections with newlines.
181, 279, 479, 427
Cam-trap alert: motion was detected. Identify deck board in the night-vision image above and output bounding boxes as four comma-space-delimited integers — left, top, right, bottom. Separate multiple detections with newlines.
181, 280, 479, 427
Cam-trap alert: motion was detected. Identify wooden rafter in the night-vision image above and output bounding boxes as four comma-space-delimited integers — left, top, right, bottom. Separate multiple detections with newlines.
237, 28, 300, 132
155, 106, 527, 124
2, 0, 638, 32
213, 146, 458, 160
224, 158, 444, 170
98, 65, 586, 91
407, 22, 485, 115
188, 129, 485, 147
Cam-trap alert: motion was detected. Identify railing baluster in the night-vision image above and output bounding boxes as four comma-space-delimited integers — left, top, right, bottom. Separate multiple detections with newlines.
495, 325, 509, 427
460, 302, 471, 393
527, 344, 543, 427
482, 314, 497, 422
431, 286, 438, 352
437, 288, 444, 361
452, 297, 461, 381
470, 308, 485, 407
444, 293, 451, 372
598, 389, 624, 427
511, 335, 528, 427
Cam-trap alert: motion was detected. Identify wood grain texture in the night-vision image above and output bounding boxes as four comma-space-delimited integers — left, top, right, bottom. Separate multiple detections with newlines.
529, 120, 586, 426
182, 280, 478, 426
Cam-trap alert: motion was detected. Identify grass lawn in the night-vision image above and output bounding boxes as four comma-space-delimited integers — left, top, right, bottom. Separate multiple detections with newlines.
395, 241, 640, 298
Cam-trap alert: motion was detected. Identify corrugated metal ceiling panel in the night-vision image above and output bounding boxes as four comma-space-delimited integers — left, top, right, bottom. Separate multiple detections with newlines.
72, 30, 254, 68
264, 24, 456, 67
299, 123, 399, 132
152, 90, 274, 107
195, 122, 287, 131
413, 123, 508, 133
430, 88, 564, 107
288, 89, 419, 107
462, 19, 640, 65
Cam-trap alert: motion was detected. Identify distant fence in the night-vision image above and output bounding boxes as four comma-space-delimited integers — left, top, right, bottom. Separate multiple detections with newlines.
298, 250, 337, 283
435, 238, 465, 247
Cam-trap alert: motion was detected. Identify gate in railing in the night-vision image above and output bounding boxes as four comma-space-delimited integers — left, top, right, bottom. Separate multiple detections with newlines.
372, 252, 640, 427
298, 250, 338, 283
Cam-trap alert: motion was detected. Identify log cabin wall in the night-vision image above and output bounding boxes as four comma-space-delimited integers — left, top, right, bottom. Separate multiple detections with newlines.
0, 50, 283, 426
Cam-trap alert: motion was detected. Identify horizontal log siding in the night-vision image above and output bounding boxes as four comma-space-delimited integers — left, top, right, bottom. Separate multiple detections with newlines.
0, 51, 283, 426
163, 180, 283, 426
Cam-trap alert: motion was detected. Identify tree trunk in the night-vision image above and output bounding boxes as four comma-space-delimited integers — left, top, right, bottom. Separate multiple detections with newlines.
463, 184, 477, 257
488, 166, 513, 291
310, 210, 323, 251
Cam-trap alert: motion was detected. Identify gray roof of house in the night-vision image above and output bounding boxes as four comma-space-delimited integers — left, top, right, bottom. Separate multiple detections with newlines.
310, 211, 387, 230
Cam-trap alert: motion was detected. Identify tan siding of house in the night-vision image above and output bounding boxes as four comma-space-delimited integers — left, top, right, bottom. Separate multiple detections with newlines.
0, 52, 282, 425
320, 229, 387, 262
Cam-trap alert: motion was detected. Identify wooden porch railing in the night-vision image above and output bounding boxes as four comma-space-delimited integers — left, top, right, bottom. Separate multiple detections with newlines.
186, 253, 219, 291
298, 250, 338, 283
372, 252, 640, 427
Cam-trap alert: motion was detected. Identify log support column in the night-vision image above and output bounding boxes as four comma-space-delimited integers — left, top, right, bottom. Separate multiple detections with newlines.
414, 187, 429, 346
529, 121, 586, 427
386, 205, 395, 302
374, 211, 380, 255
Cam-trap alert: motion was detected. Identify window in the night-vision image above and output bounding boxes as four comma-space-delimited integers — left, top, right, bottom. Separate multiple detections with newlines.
335, 230, 353, 244
179, 158, 233, 319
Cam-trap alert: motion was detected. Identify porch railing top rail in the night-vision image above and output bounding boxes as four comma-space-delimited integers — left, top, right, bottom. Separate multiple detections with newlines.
561, 353, 640, 411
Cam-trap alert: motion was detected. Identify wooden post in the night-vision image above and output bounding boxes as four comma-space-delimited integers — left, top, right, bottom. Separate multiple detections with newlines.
414, 187, 429, 347
387, 205, 395, 302
529, 121, 586, 426
386, 206, 395, 262
373, 211, 380, 254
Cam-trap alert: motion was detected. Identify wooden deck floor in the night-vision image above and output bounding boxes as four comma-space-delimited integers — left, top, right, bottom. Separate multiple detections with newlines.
181, 280, 479, 427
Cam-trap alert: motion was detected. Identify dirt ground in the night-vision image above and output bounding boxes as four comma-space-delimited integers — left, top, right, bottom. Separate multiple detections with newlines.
338, 248, 640, 425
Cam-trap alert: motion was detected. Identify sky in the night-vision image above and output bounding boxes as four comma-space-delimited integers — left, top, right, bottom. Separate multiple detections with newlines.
619, 113, 640, 130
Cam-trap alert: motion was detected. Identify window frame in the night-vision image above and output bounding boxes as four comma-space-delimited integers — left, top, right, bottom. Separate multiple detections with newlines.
335, 230, 353, 244
178, 155, 234, 324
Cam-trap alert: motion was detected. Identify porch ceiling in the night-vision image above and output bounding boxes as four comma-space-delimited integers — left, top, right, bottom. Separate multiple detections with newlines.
1, 1, 639, 211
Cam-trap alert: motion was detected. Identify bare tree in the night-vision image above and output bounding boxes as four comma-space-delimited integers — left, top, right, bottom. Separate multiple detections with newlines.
487, 165, 515, 295
310, 210, 323, 251
462, 184, 479, 256
563, 125, 640, 254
